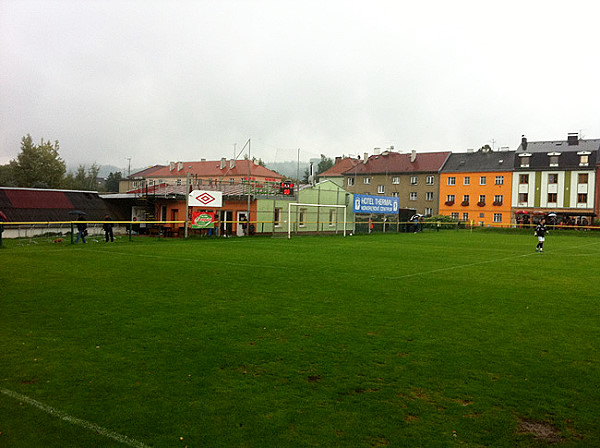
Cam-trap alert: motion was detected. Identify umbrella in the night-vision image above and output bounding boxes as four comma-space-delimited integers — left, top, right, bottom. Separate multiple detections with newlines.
410, 214, 423, 220
69, 210, 87, 215
546, 212, 557, 218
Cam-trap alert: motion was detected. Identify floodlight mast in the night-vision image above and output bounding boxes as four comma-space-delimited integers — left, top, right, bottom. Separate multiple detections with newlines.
287, 203, 347, 239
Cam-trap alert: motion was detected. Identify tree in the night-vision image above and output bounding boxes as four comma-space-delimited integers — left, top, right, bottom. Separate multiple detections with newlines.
105, 171, 122, 192
13, 135, 66, 188
0, 161, 18, 187
317, 154, 334, 174
62, 163, 100, 191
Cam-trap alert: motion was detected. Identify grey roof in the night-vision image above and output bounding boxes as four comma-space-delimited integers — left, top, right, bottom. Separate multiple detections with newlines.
517, 139, 600, 154
442, 150, 516, 173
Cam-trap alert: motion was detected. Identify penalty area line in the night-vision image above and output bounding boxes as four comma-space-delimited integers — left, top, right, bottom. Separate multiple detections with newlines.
0, 388, 149, 448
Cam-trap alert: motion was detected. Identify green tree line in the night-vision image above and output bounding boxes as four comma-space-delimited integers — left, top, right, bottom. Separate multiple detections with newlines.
0, 135, 122, 192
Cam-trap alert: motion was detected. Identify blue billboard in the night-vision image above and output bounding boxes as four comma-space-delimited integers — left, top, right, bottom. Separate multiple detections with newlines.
353, 194, 399, 214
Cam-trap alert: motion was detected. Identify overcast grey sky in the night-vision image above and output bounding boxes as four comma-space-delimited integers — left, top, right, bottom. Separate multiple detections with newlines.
2, 0, 599, 170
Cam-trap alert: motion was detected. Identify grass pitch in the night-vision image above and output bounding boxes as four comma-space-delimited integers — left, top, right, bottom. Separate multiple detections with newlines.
1, 230, 600, 447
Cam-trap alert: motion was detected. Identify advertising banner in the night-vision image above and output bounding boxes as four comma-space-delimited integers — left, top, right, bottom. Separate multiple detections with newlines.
188, 190, 223, 208
353, 194, 399, 214
191, 211, 215, 229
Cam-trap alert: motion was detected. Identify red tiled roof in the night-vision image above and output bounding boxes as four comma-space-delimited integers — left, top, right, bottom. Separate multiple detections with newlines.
128, 165, 167, 178
133, 160, 283, 180
342, 151, 451, 174
319, 158, 361, 177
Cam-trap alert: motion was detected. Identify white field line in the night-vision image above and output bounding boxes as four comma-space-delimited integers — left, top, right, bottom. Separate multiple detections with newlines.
0, 388, 149, 448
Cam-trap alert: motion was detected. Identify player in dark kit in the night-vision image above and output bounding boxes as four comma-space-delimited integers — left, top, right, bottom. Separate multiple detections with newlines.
535, 218, 547, 253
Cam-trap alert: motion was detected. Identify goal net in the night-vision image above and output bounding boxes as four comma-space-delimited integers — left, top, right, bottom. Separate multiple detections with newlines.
287, 203, 348, 239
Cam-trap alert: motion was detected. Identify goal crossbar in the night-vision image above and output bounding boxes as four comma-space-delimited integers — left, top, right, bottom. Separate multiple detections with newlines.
288, 203, 347, 239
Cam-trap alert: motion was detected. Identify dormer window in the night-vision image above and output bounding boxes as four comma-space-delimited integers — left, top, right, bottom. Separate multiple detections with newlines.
548, 152, 561, 167
578, 151, 591, 166
519, 153, 531, 167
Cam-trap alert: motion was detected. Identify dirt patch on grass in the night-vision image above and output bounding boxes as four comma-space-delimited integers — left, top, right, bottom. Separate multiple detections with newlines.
518, 418, 563, 444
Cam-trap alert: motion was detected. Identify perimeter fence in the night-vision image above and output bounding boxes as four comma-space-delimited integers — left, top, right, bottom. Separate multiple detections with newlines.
1, 217, 599, 248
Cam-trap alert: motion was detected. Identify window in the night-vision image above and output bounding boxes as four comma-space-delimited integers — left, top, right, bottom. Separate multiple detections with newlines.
462, 213, 469, 221
479, 195, 486, 204
409, 192, 417, 201
329, 209, 336, 226
426, 176, 434, 185
578, 193, 588, 203
547, 193, 557, 203
480, 176, 487, 185
274, 208, 282, 227
299, 208, 306, 227
410, 176, 418, 185
578, 173, 589, 184
519, 193, 528, 203
347, 177, 355, 186
493, 213, 503, 223
447, 177, 456, 186
494, 195, 503, 204
451, 212, 459, 220
425, 207, 433, 216
549, 155, 559, 166
519, 174, 529, 184
425, 192, 434, 201
176, 179, 182, 186
548, 173, 558, 184
520, 156, 530, 167
446, 194, 455, 204
463, 176, 470, 186
392, 192, 399, 197
580, 155, 589, 166
495, 176, 504, 185
148, 180, 155, 186
462, 195, 470, 204
132, 181, 138, 188
198, 179, 203, 185
377, 185, 385, 194
363, 177, 371, 184
392, 176, 400, 184
230, 178, 235, 185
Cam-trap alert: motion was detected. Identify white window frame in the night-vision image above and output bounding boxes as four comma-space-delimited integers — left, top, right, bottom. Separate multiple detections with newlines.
363, 177, 371, 185
347, 177, 355, 186
464, 176, 470, 186
392, 176, 400, 185
409, 192, 417, 201
448, 177, 456, 186
495, 176, 504, 185
410, 176, 418, 185
425, 192, 434, 201
377, 185, 385, 194
480, 176, 487, 186
426, 175, 434, 185
493, 213, 502, 223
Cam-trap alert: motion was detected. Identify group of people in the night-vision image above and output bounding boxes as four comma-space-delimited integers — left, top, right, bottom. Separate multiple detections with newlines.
74, 214, 114, 244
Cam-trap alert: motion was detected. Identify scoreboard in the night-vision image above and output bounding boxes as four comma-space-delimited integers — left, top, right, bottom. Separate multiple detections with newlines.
279, 181, 294, 196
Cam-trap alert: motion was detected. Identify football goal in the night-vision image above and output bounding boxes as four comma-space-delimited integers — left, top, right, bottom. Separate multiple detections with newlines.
287, 203, 347, 239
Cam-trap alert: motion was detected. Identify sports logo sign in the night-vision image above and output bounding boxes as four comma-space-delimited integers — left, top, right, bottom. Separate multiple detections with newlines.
188, 190, 223, 208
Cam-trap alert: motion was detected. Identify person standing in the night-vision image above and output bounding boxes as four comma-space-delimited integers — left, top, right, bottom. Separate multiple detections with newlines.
75, 215, 87, 244
535, 218, 547, 253
103, 213, 114, 242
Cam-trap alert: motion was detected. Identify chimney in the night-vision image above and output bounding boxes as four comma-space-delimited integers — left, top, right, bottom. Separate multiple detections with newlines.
201, 158, 206, 162
177, 161, 183, 171
363, 152, 368, 164
220, 157, 226, 169
335, 156, 342, 164
410, 150, 417, 163
169, 162, 175, 171
567, 133, 579, 146
521, 135, 528, 151
230, 159, 236, 169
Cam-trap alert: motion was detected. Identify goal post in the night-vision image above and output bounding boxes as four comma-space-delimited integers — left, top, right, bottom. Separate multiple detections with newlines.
287, 203, 347, 239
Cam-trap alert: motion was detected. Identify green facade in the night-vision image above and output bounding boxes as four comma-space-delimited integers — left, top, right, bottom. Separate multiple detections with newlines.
255, 180, 354, 234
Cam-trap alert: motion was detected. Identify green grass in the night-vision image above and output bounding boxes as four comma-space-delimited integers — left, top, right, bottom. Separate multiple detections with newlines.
1, 230, 600, 447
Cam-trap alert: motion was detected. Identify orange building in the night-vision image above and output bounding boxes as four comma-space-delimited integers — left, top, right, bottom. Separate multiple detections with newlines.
439, 150, 516, 226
